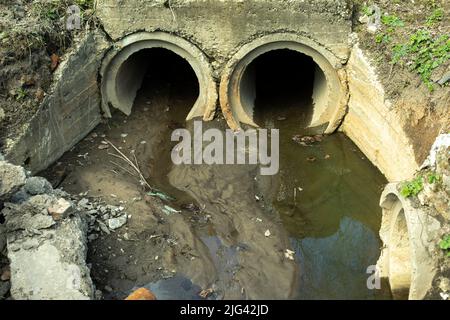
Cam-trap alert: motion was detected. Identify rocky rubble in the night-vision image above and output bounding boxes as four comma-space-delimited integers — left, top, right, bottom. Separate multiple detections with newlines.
0, 159, 99, 300
71, 196, 130, 239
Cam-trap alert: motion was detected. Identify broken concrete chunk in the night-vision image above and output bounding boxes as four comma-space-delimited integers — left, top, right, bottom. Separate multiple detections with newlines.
8, 215, 94, 300
0, 161, 27, 200
24, 176, 53, 195
48, 198, 73, 221
107, 215, 127, 230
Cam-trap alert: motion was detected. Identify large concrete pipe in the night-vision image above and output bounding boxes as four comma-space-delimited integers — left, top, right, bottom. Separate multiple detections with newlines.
100, 31, 217, 120
219, 33, 348, 133
377, 183, 441, 300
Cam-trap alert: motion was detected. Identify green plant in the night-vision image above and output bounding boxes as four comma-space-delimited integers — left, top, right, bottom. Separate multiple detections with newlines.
15, 88, 27, 101
400, 176, 424, 197
426, 8, 444, 26
392, 43, 409, 65
381, 14, 405, 28
391, 30, 450, 90
427, 172, 441, 184
375, 33, 391, 44
439, 235, 450, 257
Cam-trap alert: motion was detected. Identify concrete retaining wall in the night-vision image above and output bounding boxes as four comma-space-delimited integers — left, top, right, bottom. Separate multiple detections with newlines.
3, 31, 109, 174
342, 44, 420, 181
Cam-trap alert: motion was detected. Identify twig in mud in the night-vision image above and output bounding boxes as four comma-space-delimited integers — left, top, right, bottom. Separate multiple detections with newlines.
109, 160, 138, 178
105, 139, 154, 191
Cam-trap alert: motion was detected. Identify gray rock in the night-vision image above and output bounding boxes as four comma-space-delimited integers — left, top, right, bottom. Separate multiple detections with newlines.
10, 189, 31, 203
0, 161, 27, 201
8, 215, 94, 300
107, 215, 127, 230
0, 224, 5, 253
0, 280, 10, 299
3, 195, 57, 232
23, 176, 53, 195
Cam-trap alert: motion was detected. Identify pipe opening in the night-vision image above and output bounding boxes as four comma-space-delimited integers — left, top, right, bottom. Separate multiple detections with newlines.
389, 205, 412, 300
235, 48, 328, 129
115, 48, 200, 118
246, 49, 324, 127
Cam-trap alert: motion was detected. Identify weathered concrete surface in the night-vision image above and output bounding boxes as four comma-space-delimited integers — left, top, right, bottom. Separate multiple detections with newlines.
100, 31, 217, 121
342, 43, 420, 181
0, 161, 26, 201
96, 0, 353, 71
219, 33, 349, 132
3, 192, 94, 300
377, 138, 450, 300
1, 161, 95, 300
377, 183, 442, 300
3, 31, 109, 174
97, 0, 352, 133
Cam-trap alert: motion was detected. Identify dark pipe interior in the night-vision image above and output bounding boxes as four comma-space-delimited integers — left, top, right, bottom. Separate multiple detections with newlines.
251, 49, 317, 127
117, 48, 199, 119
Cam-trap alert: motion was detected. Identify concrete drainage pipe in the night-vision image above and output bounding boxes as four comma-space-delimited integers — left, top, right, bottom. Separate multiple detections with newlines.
100, 31, 217, 120
377, 183, 441, 300
219, 33, 348, 133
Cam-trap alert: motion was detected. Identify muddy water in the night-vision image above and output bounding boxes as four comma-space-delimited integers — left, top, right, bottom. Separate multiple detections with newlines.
42, 50, 390, 299
136, 65, 388, 298
253, 91, 389, 299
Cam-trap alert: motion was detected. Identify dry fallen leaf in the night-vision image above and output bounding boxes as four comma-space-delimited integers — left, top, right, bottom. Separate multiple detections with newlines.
50, 53, 59, 72
285, 249, 295, 261
199, 288, 214, 299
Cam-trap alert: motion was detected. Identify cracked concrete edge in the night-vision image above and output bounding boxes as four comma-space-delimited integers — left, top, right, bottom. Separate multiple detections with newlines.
99, 31, 218, 121
219, 32, 349, 133
2, 29, 110, 174
0, 160, 95, 300
377, 182, 443, 300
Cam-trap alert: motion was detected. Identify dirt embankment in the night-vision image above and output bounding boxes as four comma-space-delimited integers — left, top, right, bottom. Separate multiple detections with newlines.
0, 0, 97, 147
354, 0, 450, 164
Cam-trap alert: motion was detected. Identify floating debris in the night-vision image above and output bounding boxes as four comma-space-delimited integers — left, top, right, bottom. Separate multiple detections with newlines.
147, 191, 174, 202
264, 229, 271, 237
162, 205, 181, 215
181, 203, 201, 212
292, 134, 324, 146
285, 249, 295, 261
199, 288, 214, 299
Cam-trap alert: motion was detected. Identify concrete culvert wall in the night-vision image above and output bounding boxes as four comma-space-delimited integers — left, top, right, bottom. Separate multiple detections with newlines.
219, 33, 348, 132
100, 32, 217, 121
377, 183, 442, 300
388, 204, 412, 299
